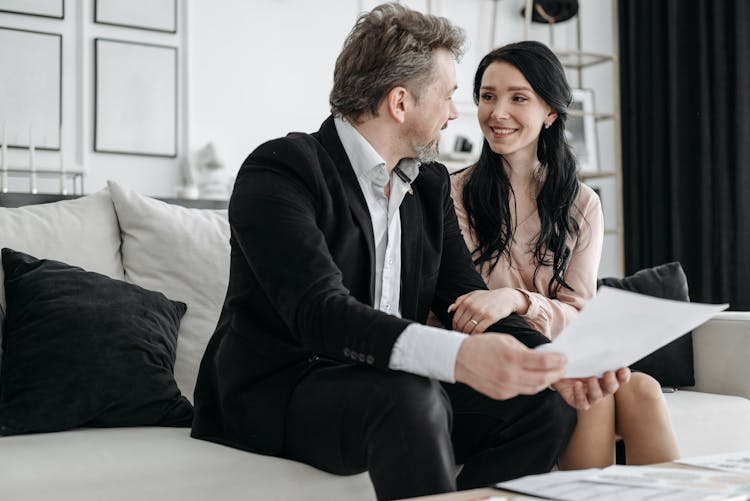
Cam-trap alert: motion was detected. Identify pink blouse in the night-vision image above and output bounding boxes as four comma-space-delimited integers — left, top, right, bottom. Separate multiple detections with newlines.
450, 168, 604, 339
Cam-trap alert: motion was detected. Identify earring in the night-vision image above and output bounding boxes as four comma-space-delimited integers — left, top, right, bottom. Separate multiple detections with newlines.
544, 122, 551, 129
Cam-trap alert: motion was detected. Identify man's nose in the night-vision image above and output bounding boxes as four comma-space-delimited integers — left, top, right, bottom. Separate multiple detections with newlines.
448, 100, 458, 121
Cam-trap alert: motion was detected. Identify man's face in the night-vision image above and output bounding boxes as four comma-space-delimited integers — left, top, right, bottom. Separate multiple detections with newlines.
404, 49, 458, 163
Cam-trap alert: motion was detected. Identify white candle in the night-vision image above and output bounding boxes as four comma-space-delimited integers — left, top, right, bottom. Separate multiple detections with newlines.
59, 126, 66, 195
1, 124, 7, 193
29, 127, 37, 194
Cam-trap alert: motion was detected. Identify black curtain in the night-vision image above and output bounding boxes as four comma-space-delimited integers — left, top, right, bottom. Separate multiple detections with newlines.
619, 0, 750, 310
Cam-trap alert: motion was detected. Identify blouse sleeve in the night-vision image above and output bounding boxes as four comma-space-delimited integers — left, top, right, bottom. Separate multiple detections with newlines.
519, 184, 604, 339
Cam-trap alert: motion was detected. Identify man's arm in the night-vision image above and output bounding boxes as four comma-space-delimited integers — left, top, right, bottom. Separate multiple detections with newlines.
229, 138, 409, 368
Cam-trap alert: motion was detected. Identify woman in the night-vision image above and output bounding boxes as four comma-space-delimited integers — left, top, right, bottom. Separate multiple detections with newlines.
448, 41, 679, 468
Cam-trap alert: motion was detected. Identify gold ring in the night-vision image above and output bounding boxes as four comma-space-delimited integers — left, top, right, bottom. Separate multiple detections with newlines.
469, 319, 479, 326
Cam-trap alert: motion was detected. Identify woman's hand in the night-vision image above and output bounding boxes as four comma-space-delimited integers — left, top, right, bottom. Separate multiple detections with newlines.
552, 367, 631, 410
448, 288, 529, 334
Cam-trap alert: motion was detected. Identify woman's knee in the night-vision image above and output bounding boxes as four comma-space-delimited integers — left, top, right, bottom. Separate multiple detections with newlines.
615, 372, 664, 407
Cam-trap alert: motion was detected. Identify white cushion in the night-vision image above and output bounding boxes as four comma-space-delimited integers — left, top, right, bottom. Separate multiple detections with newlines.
0, 427, 376, 501
107, 181, 230, 401
0, 188, 124, 311
665, 389, 750, 458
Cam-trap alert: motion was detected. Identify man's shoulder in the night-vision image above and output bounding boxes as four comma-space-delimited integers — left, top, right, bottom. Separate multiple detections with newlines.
416, 161, 451, 189
248, 131, 326, 165
237, 129, 339, 185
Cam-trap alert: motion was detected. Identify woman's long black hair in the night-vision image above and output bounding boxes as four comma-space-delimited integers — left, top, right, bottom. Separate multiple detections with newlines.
462, 40, 580, 297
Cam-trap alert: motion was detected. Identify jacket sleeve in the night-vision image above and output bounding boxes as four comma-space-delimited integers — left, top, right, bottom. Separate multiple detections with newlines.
228, 138, 409, 369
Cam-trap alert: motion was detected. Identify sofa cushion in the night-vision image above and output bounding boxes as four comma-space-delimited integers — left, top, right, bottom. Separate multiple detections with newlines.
0, 188, 124, 312
0, 427, 376, 501
597, 262, 694, 387
664, 390, 750, 458
0, 249, 193, 435
107, 181, 230, 401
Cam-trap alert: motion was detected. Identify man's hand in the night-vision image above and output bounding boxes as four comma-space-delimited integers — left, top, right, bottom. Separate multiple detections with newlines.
552, 367, 631, 410
454, 333, 567, 400
448, 288, 529, 334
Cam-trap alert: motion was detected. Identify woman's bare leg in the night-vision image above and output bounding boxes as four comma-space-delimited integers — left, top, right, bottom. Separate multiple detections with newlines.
614, 372, 680, 465
558, 394, 616, 470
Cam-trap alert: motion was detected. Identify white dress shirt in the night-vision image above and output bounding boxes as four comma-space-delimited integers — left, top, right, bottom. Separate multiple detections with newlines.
334, 117, 467, 382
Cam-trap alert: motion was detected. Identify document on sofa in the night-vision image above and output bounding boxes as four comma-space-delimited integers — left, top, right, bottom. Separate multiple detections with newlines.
536, 286, 728, 378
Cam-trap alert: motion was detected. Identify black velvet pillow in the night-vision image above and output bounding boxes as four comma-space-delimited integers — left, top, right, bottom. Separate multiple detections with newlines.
0, 306, 4, 373
597, 262, 694, 387
0, 248, 193, 435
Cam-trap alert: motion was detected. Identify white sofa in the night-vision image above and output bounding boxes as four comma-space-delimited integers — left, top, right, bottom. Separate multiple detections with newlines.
0, 182, 748, 501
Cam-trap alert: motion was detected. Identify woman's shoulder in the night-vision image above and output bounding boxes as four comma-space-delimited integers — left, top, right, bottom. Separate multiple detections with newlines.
448, 165, 475, 198
575, 182, 603, 215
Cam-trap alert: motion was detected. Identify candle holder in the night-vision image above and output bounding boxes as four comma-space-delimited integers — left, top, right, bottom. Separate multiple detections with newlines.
1, 124, 7, 193
58, 127, 66, 195
29, 127, 37, 194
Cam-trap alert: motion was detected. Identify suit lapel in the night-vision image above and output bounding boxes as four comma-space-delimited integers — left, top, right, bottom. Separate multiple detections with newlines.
399, 187, 422, 320
316, 117, 376, 302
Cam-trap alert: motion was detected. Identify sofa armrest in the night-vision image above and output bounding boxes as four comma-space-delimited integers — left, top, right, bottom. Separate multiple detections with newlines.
690, 311, 750, 399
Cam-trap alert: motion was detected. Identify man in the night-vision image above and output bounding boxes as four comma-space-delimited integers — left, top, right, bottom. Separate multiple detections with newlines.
192, 4, 629, 500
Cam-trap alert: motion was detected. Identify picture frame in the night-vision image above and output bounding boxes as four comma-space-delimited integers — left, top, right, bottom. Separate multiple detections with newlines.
94, 38, 177, 157
0, 27, 62, 149
94, 0, 177, 33
0, 0, 64, 19
567, 88, 599, 173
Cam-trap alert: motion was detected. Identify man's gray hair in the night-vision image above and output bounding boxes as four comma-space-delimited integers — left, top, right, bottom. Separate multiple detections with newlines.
330, 2, 465, 123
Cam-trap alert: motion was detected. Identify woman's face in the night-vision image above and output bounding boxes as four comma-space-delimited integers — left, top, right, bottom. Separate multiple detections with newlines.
476, 61, 557, 164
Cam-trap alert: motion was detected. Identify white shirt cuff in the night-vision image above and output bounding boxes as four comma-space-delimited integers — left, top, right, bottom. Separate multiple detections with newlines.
388, 323, 468, 382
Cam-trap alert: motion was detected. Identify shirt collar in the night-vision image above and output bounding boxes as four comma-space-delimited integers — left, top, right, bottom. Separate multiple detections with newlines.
334, 116, 388, 187
334, 116, 421, 189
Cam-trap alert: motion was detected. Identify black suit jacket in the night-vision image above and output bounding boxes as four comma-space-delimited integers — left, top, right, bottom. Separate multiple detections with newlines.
191, 116, 545, 455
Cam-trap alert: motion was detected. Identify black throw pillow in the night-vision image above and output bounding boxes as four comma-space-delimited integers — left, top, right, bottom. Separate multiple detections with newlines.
597, 262, 694, 387
0, 248, 193, 435
0, 305, 4, 372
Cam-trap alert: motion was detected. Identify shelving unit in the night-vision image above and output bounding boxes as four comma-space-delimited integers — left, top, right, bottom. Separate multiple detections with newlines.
523, 0, 624, 277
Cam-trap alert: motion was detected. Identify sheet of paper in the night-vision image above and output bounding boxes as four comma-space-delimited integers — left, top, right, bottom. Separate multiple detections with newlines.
678, 451, 750, 475
588, 465, 750, 499
496, 469, 713, 501
536, 286, 728, 377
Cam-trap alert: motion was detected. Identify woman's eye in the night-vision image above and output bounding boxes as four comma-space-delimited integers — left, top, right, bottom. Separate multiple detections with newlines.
480, 93, 494, 101
513, 95, 528, 103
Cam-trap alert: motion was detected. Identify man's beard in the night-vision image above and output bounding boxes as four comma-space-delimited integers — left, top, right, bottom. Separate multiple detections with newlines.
413, 139, 440, 164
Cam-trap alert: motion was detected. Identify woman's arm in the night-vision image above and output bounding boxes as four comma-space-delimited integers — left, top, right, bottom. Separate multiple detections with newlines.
521, 185, 604, 338
450, 184, 604, 339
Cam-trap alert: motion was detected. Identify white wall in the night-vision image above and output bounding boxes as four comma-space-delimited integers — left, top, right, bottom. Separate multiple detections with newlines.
188, 0, 613, 180
1, 0, 619, 275
187, 0, 360, 179
0, 0, 188, 197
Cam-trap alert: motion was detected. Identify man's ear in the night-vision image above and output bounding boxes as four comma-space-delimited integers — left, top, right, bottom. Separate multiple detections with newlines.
385, 86, 409, 124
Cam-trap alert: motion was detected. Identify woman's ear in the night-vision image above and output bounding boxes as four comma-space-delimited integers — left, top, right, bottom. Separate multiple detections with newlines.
385, 86, 409, 123
544, 110, 559, 129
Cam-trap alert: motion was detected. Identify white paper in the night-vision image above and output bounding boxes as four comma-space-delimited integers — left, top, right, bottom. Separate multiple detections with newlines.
678, 451, 750, 475
496, 469, 713, 501
536, 286, 728, 378
588, 465, 750, 498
